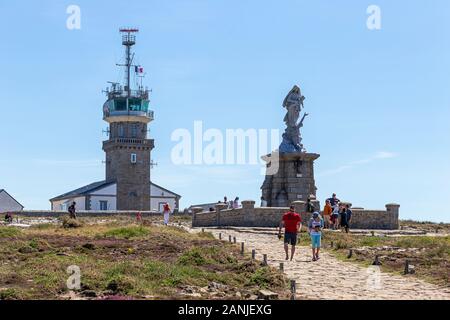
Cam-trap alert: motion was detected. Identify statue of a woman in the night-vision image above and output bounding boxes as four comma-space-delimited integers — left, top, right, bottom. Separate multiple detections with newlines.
283, 85, 305, 127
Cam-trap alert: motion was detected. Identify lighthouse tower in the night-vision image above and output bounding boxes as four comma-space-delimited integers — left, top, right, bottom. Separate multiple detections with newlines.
102, 28, 154, 211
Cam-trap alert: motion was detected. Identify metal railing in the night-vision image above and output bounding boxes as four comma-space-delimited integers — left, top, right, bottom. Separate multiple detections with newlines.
103, 109, 154, 120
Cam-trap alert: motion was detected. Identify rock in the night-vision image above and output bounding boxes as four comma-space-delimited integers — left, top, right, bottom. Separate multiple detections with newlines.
18, 246, 36, 254
257, 289, 279, 300
235, 291, 242, 298
81, 290, 97, 298
82, 243, 96, 250
208, 281, 227, 291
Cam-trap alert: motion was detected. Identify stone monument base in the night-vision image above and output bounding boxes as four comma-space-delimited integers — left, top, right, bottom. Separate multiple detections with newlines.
261, 152, 320, 210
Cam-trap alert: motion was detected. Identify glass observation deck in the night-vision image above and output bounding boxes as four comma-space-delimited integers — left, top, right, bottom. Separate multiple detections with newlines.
103, 88, 154, 122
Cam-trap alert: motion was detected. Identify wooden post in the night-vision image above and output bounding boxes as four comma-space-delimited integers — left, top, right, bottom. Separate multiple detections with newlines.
404, 260, 409, 275
229, 235, 232, 242
279, 262, 284, 272
233, 236, 236, 244
252, 249, 256, 260
263, 254, 268, 266
347, 249, 353, 259
290, 280, 296, 300
219, 233, 222, 240
373, 255, 382, 266
241, 242, 244, 254
330, 241, 334, 248
202, 228, 204, 233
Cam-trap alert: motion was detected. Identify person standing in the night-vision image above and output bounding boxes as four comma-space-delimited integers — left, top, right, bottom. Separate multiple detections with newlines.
331, 204, 340, 230
260, 196, 268, 207
346, 204, 353, 230
233, 197, 240, 209
323, 200, 333, 229
340, 206, 349, 233
278, 205, 302, 261
308, 212, 324, 261
163, 203, 171, 226
68, 202, 77, 219
327, 193, 340, 207
305, 197, 315, 215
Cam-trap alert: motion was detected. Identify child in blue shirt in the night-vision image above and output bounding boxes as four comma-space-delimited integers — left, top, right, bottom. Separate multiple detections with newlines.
308, 212, 324, 261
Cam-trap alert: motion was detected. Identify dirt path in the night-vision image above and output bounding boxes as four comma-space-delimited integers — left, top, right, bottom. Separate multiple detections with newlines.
191, 227, 450, 300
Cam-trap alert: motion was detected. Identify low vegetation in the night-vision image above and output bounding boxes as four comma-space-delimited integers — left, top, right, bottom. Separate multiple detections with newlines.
0, 218, 288, 300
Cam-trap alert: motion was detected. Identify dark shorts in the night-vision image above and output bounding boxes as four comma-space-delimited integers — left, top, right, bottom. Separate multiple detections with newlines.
284, 232, 297, 245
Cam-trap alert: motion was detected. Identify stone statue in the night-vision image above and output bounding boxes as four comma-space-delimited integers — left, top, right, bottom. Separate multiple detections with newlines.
282, 85, 305, 127
279, 85, 308, 153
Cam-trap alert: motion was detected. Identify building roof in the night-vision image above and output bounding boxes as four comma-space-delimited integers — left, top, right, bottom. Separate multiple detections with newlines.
50, 180, 181, 202
49, 180, 116, 201
188, 202, 219, 209
151, 182, 181, 198
0, 189, 25, 209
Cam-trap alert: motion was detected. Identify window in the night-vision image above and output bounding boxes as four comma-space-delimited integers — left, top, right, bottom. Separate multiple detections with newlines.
131, 153, 137, 163
118, 124, 124, 137
99, 201, 108, 211
131, 124, 138, 138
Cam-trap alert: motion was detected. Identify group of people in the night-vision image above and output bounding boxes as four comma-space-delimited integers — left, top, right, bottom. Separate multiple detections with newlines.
322, 193, 352, 233
66, 200, 173, 226
278, 193, 352, 262
217, 196, 240, 210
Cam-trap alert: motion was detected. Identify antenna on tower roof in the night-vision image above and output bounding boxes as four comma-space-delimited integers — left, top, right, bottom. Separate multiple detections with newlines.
118, 28, 139, 97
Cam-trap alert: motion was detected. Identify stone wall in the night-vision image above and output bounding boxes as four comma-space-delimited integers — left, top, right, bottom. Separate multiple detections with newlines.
10, 210, 185, 218
192, 201, 400, 230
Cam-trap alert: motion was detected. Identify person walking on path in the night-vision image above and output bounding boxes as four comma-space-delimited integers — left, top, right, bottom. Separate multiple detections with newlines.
278, 205, 302, 261
323, 200, 333, 229
308, 212, 324, 261
68, 202, 77, 219
163, 203, 171, 226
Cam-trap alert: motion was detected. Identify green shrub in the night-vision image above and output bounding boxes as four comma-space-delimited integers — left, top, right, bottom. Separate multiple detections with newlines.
0, 288, 20, 300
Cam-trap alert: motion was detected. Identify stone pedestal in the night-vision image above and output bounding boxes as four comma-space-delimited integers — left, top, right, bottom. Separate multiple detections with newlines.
261, 152, 320, 208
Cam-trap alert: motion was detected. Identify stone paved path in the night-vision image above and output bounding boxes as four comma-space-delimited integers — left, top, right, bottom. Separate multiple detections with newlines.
193, 227, 450, 300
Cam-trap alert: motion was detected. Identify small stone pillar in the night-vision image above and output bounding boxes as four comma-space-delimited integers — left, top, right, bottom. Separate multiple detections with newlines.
385, 203, 400, 229
191, 207, 204, 227
242, 200, 256, 226
215, 203, 228, 227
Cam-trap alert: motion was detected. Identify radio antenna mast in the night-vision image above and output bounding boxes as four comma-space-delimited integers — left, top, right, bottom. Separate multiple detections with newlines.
119, 28, 139, 97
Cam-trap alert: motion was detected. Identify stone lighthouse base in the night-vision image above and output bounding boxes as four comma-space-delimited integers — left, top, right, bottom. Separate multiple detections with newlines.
261, 151, 320, 210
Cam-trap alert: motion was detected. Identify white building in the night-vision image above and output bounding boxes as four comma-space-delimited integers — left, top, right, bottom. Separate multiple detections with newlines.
0, 189, 24, 213
50, 181, 180, 212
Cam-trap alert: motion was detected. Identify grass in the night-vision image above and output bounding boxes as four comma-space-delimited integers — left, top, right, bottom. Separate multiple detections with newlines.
0, 219, 288, 300
0, 227, 21, 238
102, 226, 150, 239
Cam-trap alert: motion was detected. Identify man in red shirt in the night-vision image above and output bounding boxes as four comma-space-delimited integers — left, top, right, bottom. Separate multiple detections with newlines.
278, 205, 302, 261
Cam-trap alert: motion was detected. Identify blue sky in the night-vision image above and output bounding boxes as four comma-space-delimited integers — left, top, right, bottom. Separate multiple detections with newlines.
0, 1, 449, 222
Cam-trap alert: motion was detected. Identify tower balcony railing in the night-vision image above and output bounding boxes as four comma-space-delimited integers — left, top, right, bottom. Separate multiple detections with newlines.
107, 89, 149, 100
103, 138, 154, 149
103, 109, 154, 121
